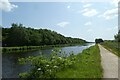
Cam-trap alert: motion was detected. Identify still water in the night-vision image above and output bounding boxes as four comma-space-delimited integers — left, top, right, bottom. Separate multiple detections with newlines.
2, 43, 94, 78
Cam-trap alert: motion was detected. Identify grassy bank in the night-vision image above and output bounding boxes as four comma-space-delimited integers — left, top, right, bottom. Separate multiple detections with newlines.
56, 45, 103, 78
101, 41, 120, 57
2, 43, 87, 53
19, 45, 103, 78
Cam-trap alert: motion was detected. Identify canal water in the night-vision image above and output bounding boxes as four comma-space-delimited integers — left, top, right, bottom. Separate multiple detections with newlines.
2, 43, 94, 78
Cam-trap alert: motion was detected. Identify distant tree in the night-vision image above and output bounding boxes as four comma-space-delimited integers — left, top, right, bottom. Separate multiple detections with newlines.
95, 38, 104, 44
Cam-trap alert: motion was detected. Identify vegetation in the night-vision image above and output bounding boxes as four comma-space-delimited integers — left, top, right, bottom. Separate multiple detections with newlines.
19, 45, 103, 78
95, 38, 104, 44
19, 48, 77, 78
101, 30, 120, 57
101, 41, 120, 57
56, 45, 102, 78
2, 23, 103, 78
0, 27, 1, 42
2, 23, 86, 47
2, 44, 83, 53
114, 30, 120, 42
2, 46, 43, 53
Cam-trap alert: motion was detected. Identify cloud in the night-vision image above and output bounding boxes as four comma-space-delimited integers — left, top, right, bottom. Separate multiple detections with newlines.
57, 22, 70, 28
80, 8, 98, 17
84, 22, 92, 26
98, 8, 118, 20
67, 5, 71, 9
83, 4, 92, 8
0, 0, 18, 12
110, 0, 120, 7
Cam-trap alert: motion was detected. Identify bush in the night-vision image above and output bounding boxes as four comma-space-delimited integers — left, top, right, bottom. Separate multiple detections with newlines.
18, 48, 76, 78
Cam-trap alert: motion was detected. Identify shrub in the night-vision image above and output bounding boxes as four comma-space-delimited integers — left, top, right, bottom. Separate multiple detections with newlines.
18, 48, 76, 78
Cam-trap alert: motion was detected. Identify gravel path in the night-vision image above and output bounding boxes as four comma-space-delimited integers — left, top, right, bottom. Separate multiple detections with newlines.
98, 44, 118, 78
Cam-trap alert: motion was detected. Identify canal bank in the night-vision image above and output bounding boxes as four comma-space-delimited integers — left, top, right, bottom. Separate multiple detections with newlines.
2, 43, 95, 78
2, 43, 92, 54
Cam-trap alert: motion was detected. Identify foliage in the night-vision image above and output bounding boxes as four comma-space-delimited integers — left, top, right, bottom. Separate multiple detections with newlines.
101, 41, 120, 57
56, 45, 103, 78
2, 44, 85, 53
2, 23, 86, 47
114, 30, 120, 42
18, 48, 77, 78
100, 30, 120, 57
95, 38, 104, 44
18, 45, 103, 78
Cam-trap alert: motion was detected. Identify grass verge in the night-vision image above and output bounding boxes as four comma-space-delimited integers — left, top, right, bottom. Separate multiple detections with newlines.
56, 45, 103, 78
101, 41, 120, 57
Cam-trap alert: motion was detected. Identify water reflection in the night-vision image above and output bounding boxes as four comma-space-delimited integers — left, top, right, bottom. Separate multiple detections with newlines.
2, 43, 94, 78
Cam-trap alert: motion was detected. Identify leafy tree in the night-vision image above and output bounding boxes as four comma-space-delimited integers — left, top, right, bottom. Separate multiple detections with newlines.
2, 23, 86, 47
7, 24, 29, 46
95, 38, 104, 44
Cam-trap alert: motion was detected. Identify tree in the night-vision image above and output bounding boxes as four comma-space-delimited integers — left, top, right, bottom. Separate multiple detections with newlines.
95, 38, 104, 44
6, 24, 29, 46
2, 23, 87, 47
114, 30, 120, 42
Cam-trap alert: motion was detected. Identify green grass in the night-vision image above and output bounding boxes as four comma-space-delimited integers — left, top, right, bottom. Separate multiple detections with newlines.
2, 46, 42, 53
101, 41, 120, 57
56, 45, 103, 78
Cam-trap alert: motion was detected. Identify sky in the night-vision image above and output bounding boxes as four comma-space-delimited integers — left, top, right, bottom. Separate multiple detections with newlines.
1, 0, 119, 42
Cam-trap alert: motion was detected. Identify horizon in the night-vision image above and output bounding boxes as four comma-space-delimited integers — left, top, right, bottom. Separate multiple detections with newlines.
2, 1, 118, 42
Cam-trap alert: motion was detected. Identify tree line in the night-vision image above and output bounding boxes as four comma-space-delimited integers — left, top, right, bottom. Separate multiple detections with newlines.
2, 23, 86, 47
95, 30, 120, 43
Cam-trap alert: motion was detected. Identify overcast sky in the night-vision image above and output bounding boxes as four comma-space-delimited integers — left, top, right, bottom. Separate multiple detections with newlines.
1, 0, 119, 42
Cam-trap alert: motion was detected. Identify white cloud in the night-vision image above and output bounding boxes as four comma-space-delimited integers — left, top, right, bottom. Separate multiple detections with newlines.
57, 22, 70, 28
80, 8, 98, 17
0, 0, 18, 12
98, 8, 118, 20
110, 0, 120, 7
83, 4, 92, 8
84, 21, 92, 26
67, 5, 71, 9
